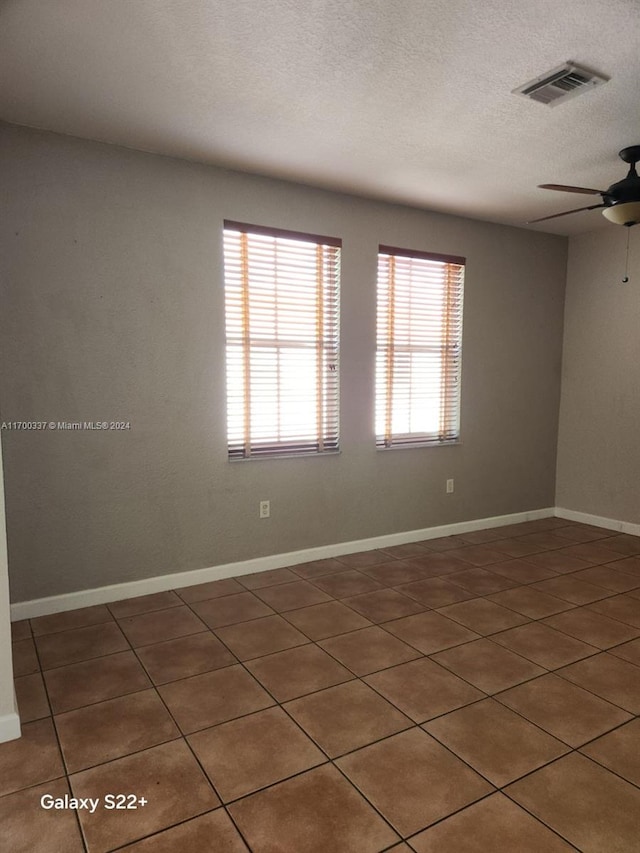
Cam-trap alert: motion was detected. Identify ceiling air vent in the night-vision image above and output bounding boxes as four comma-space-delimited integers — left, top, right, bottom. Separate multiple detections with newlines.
512, 62, 608, 106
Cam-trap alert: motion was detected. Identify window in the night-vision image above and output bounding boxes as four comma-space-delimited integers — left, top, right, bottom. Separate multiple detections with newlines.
375, 245, 465, 448
223, 221, 341, 459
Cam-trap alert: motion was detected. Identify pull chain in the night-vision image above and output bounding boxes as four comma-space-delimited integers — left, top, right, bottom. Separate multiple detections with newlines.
622, 228, 630, 283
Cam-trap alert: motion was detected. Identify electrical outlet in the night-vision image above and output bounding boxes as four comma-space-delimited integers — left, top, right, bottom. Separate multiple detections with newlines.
259, 500, 270, 518
446, 479, 454, 494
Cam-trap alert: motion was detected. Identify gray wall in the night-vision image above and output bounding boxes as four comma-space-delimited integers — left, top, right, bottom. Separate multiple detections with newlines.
0, 123, 568, 602
556, 227, 640, 524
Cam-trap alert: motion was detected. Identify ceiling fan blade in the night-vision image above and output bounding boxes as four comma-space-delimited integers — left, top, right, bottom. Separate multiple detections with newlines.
527, 203, 605, 224
538, 183, 604, 195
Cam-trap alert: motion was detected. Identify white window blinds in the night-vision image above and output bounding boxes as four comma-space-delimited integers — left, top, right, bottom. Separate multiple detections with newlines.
376, 246, 465, 448
223, 221, 341, 459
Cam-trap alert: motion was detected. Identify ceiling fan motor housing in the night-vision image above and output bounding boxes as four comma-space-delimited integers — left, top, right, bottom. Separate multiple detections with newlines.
602, 147, 640, 226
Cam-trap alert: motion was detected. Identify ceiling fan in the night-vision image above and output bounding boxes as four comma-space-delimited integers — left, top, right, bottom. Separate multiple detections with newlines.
529, 145, 640, 226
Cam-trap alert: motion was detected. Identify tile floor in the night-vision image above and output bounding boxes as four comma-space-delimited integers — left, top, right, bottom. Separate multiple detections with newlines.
4, 517, 640, 852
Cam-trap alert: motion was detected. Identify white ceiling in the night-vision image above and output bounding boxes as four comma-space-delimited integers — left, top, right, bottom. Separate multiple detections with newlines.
1, 0, 638, 235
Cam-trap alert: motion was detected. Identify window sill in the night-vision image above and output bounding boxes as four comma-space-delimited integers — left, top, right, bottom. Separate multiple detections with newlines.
228, 450, 342, 462
376, 440, 462, 451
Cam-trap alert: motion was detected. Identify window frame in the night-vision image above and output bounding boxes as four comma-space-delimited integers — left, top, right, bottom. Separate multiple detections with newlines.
223, 220, 341, 461
375, 244, 465, 450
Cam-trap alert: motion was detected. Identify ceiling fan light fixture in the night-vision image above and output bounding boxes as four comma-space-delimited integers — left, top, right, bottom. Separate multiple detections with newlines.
602, 202, 640, 227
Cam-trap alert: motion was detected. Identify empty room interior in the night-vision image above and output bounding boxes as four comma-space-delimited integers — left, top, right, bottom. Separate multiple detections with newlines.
1, 1, 640, 851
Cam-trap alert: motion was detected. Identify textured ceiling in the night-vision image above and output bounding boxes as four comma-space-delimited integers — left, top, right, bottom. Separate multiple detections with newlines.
1, 0, 638, 235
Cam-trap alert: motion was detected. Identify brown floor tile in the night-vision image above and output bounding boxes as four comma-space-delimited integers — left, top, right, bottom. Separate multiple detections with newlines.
283, 600, 372, 640
31, 605, 114, 637
490, 539, 548, 558
117, 606, 207, 647
175, 577, 245, 603
396, 577, 475, 608
383, 611, 479, 654
424, 698, 568, 786
625, 585, 640, 601
558, 652, 640, 713
600, 534, 640, 556
107, 591, 182, 618
515, 532, 573, 550
70, 739, 219, 853
378, 542, 432, 559
553, 525, 614, 544
246, 644, 353, 701
419, 535, 470, 551
252, 580, 332, 611
409, 792, 576, 853
521, 551, 592, 574
238, 568, 300, 590
120, 809, 249, 852
12, 637, 40, 676
588, 593, 640, 627
343, 589, 425, 622
188, 706, 325, 801
55, 689, 180, 772
361, 560, 431, 586
0, 778, 84, 853
336, 550, 390, 568
506, 752, 640, 853
486, 558, 556, 583
482, 522, 530, 537
488, 586, 573, 619
288, 557, 350, 579
191, 592, 274, 628
458, 528, 510, 544
285, 680, 412, 757
609, 637, 640, 666
612, 555, 640, 577
0, 718, 64, 796
215, 615, 309, 660
407, 552, 473, 577
319, 625, 422, 676
437, 599, 529, 634
556, 542, 623, 565
432, 639, 545, 694
445, 567, 516, 595
14, 672, 50, 722
337, 728, 492, 836
532, 576, 611, 605
44, 650, 151, 713
311, 570, 384, 598
11, 620, 32, 641
364, 657, 484, 723
387, 845, 413, 852
573, 565, 640, 593
36, 622, 129, 670
580, 718, 640, 786
442, 545, 505, 566
229, 764, 399, 853
158, 665, 275, 733
135, 631, 236, 684
445, 545, 508, 567
491, 622, 599, 669
497, 673, 632, 747
543, 607, 640, 649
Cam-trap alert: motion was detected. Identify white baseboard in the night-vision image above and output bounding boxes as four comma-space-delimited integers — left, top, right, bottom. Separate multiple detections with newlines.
10, 507, 558, 621
555, 507, 640, 537
0, 710, 21, 743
